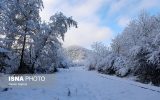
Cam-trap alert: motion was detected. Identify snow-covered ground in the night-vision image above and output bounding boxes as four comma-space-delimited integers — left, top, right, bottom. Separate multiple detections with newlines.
0, 66, 160, 100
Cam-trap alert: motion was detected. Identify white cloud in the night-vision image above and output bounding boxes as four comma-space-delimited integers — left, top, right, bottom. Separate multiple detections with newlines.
40, 0, 160, 48
107, 0, 160, 17
107, 0, 160, 31
117, 16, 130, 28
40, 0, 113, 48
139, 0, 160, 10
63, 21, 113, 47
108, 0, 128, 16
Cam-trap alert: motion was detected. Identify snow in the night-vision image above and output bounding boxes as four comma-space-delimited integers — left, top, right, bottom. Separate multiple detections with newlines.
0, 66, 160, 100
0, 47, 9, 53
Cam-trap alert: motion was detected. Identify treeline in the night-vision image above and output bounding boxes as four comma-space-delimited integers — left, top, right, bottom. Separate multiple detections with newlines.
86, 12, 160, 86
0, 0, 77, 74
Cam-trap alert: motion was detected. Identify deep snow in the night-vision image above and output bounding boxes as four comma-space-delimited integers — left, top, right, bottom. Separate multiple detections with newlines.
0, 67, 160, 100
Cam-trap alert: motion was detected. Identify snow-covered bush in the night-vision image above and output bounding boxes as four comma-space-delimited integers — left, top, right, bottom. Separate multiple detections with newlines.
96, 53, 130, 77
113, 56, 130, 77
97, 53, 117, 75
85, 42, 110, 70
129, 45, 160, 85
85, 53, 100, 70
4, 53, 19, 74
0, 48, 10, 73
148, 50, 160, 65
147, 50, 160, 86
57, 48, 72, 68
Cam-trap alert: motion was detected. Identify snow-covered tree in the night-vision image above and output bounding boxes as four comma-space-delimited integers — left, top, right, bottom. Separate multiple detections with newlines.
84, 42, 110, 70
90, 12, 160, 85
0, 0, 43, 73
91, 42, 110, 58
32, 12, 77, 73
110, 12, 160, 85
0, 0, 77, 74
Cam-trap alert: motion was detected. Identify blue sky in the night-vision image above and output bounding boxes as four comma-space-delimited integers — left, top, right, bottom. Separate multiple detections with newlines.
40, 0, 160, 48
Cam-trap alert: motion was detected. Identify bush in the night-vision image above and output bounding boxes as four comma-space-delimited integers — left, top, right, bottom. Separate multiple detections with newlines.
114, 56, 131, 77
97, 53, 116, 75
130, 46, 160, 85
85, 53, 100, 70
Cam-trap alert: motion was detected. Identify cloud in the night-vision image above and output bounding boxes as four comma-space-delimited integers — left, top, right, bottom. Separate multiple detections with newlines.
106, 0, 160, 31
63, 21, 113, 47
40, 0, 113, 48
40, 0, 106, 21
108, 0, 128, 16
40, 0, 160, 48
117, 16, 130, 28
107, 0, 160, 17
138, 0, 160, 10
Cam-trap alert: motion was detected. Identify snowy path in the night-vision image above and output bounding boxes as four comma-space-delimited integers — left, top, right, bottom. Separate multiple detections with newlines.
0, 67, 160, 100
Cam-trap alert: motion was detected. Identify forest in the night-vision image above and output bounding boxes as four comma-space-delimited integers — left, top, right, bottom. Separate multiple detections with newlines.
0, 0, 160, 100
0, 0, 160, 87
65, 12, 160, 86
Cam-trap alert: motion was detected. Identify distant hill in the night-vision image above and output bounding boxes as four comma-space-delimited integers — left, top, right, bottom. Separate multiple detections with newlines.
65, 45, 92, 65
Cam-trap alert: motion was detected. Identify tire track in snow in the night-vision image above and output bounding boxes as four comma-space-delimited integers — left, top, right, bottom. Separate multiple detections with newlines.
129, 83, 160, 93
98, 74, 160, 93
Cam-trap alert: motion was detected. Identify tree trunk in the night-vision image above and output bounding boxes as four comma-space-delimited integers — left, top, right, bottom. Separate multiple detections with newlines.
18, 35, 27, 73
31, 35, 49, 72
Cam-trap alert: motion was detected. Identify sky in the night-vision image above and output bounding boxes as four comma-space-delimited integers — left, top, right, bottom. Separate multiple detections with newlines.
40, 0, 160, 48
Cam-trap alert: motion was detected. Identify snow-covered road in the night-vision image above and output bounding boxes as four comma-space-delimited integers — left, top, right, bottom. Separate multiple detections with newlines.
0, 67, 160, 100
